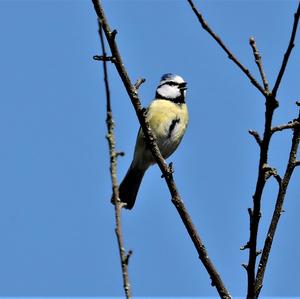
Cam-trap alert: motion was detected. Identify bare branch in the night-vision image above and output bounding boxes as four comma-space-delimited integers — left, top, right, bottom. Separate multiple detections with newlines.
242, 263, 248, 271
187, 0, 266, 96
262, 164, 282, 184
247, 3, 300, 296
272, 173, 282, 186
116, 151, 125, 157
249, 37, 270, 92
134, 78, 146, 90
256, 250, 262, 257
244, 23, 300, 294
295, 160, 300, 166
272, 2, 300, 98
254, 5, 300, 287
249, 130, 262, 146
125, 250, 133, 266
92, 1, 231, 298
97, 19, 132, 299
271, 120, 300, 133
256, 116, 300, 296
186, 1, 300, 297
246, 96, 277, 299
240, 242, 250, 251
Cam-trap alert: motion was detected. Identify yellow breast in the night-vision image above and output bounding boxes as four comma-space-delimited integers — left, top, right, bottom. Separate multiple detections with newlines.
132, 99, 189, 168
147, 99, 189, 139
145, 99, 188, 159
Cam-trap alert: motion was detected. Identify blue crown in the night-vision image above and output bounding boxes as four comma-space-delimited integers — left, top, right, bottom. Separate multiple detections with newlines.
160, 73, 177, 81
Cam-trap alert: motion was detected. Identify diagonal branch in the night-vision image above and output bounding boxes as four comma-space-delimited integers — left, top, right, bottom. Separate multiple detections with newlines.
272, 2, 300, 98
249, 37, 270, 92
187, 0, 267, 96
92, 1, 231, 298
97, 21, 132, 299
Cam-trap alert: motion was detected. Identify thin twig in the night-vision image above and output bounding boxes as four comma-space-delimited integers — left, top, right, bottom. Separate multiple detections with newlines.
249, 37, 270, 92
97, 20, 132, 299
272, 2, 300, 98
249, 130, 262, 146
187, 0, 267, 97
271, 120, 300, 133
134, 78, 146, 90
92, 1, 231, 298
255, 110, 300, 296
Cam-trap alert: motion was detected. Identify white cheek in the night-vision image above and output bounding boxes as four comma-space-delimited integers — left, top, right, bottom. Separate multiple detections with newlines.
157, 85, 180, 99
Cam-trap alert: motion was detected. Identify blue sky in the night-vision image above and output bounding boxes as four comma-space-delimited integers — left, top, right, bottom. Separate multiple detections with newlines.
0, 0, 299, 297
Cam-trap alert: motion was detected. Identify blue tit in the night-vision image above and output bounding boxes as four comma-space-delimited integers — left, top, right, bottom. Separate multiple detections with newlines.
118, 73, 189, 209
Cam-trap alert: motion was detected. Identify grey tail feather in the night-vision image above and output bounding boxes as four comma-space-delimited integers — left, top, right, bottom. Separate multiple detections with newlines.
118, 165, 146, 210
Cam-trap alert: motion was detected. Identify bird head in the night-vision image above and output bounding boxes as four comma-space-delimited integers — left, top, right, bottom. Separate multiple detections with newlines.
155, 73, 187, 104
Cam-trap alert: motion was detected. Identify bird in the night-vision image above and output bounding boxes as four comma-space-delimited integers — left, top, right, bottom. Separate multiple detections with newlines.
118, 73, 189, 209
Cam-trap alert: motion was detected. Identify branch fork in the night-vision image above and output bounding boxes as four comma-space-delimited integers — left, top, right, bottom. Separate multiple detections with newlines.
94, 0, 300, 298
186, 1, 300, 297
262, 164, 280, 182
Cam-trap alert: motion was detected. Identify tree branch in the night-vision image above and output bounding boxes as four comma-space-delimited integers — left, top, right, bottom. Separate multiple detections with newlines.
249, 130, 262, 146
272, 2, 300, 98
187, 1, 300, 298
92, 1, 231, 298
252, 3, 300, 295
186, 0, 267, 96
271, 120, 300, 133
255, 110, 300, 296
249, 37, 270, 92
247, 3, 300, 296
97, 20, 132, 299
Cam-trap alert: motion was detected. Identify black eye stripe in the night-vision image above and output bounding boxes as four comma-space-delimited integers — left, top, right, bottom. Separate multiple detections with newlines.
167, 81, 178, 86
159, 81, 179, 87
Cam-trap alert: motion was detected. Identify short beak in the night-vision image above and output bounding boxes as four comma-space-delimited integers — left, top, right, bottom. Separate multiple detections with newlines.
179, 82, 187, 90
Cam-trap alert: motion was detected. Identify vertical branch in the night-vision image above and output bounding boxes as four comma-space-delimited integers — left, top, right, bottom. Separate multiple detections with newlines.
92, 1, 231, 298
97, 21, 132, 299
252, 3, 300, 296
255, 110, 300, 296
246, 96, 276, 299
187, 1, 300, 298
246, 38, 276, 299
